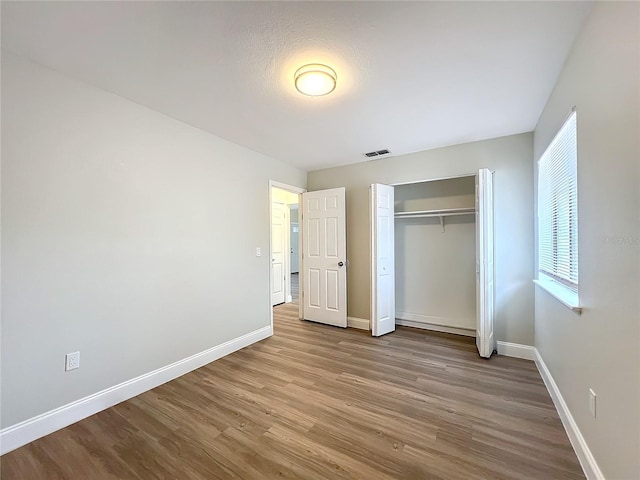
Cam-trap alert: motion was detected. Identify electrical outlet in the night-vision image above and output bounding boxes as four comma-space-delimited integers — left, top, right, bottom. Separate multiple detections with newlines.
589, 388, 597, 418
256, 247, 262, 257
65, 351, 80, 371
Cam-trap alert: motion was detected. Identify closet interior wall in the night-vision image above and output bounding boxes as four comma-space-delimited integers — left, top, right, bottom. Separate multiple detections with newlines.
394, 175, 477, 334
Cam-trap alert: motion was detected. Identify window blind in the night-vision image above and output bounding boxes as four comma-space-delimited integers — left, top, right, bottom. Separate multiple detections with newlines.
538, 111, 578, 291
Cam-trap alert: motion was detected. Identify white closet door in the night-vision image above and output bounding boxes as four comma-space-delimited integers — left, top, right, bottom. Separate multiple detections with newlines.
476, 168, 495, 358
370, 183, 396, 337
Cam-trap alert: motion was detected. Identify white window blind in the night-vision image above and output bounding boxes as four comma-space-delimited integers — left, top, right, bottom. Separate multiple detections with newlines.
538, 110, 578, 292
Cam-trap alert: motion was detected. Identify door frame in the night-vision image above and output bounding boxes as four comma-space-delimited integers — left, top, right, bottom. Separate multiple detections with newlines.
373, 172, 477, 336
269, 181, 306, 333
389, 172, 478, 187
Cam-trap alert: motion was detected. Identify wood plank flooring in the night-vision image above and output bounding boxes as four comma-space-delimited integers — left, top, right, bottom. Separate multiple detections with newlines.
1, 303, 584, 479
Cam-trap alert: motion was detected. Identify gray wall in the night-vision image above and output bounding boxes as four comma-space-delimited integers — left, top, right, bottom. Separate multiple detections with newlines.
0, 52, 306, 428
308, 132, 534, 345
533, 3, 640, 478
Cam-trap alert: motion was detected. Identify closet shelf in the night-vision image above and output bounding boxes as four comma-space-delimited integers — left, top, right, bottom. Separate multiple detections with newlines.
394, 207, 476, 219
394, 207, 476, 232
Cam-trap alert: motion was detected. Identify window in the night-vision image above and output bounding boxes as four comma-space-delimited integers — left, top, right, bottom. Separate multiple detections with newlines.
537, 110, 579, 307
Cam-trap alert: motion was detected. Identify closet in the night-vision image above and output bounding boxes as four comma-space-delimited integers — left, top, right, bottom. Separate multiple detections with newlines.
370, 169, 494, 357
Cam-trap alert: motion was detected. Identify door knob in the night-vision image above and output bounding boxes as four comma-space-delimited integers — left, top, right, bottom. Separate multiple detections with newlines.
338, 261, 344, 267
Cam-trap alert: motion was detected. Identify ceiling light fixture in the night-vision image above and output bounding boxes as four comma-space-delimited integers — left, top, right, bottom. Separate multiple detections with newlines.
294, 64, 337, 96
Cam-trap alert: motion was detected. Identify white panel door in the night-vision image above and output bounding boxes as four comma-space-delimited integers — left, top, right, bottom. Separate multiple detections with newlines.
271, 202, 286, 306
476, 168, 495, 358
301, 188, 347, 327
370, 184, 396, 337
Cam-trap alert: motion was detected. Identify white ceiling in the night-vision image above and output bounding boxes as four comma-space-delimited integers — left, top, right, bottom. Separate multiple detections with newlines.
1, 1, 592, 171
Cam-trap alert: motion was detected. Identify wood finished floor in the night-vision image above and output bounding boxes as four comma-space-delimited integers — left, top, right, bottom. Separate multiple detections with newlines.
1, 302, 583, 480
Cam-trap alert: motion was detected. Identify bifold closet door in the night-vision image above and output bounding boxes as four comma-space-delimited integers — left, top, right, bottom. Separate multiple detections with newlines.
370, 183, 395, 337
476, 168, 495, 358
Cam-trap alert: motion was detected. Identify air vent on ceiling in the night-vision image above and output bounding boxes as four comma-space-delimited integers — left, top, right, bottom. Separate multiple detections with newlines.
363, 149, 391, 158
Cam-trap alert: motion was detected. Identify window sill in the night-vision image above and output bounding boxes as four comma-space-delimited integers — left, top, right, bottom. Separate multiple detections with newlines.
534, 278, 582, 314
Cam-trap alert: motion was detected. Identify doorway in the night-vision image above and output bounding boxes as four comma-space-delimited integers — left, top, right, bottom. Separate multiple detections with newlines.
269, 182, 305, 327
289, 204, 300, 303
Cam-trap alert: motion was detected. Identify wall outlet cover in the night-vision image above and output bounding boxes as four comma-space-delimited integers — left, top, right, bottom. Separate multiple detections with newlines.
65, 351, 80, 371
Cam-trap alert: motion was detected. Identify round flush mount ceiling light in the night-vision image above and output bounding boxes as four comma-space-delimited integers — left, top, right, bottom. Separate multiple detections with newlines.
294, 64, 337, 96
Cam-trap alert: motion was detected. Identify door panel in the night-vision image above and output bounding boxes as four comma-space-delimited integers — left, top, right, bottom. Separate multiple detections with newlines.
326, 218, 338, 257
271, 202, 286, 306
326, 270, 339, 310
308, 269, 321, 307
371, 183, 396, 337
378, 274, 392, 322
476, 169, 495, 358
308, 219, 320, 256
273, 262, 283, 296
290, 223, 299, 274
301, 188, 347, 327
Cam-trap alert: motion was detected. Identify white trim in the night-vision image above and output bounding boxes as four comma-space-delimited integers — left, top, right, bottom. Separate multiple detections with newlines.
534, 278, 582, 314
396, 317, 475, 337
269, 181, 306, 195
496, 341, 536, 360
369, 185, 375, 334
347, 316, 370, 330
396, 312, 475, 337
0, 325, 272, 455
390, 172, 477, 187
534, 349, 604, 480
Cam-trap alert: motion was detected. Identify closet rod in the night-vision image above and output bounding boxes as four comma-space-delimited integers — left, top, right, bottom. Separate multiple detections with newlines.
394, 208, 475, 232
394, 211, 475, 219
394, 207, 476, 219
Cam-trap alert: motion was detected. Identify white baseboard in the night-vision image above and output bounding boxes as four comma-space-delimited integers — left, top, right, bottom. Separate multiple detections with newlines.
534, 350, 604, 480
347, 316, 370, 330
0, 325, 272, 455
396, 316, 475, 337
396, 312, 475, 336
496, 341, 536, 360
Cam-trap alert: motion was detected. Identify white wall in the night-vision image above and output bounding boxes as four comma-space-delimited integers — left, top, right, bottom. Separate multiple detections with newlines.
308, 132, 534, 345
533, 3, 640, 479
0, 52, 306, 429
